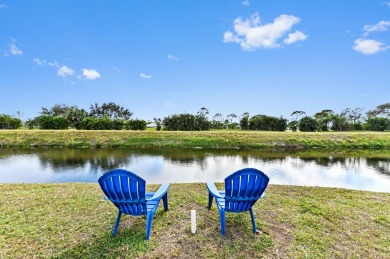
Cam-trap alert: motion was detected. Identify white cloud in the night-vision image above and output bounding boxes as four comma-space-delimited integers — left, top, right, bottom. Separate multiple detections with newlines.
167, 54, 178, 61
57, 66, 75, 77
242, 0, 250, 6
363, 21, 390, 37
10, 44, 23, 55
82, 69, 101, 80
283, 30, 308, 44
33, 58, 46, 66
140, 72, 152, 79
33, 58, 59, 67
47, 61, 59, 67
223, 13, 306, 50
387, 1, 390, 7
5, 39, 23, 56
353, 39, 387, 55
0, 4, 6, 8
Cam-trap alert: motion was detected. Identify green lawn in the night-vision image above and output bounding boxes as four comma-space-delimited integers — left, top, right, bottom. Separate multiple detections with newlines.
1, 183, 389, 258
1, 130, 390, 149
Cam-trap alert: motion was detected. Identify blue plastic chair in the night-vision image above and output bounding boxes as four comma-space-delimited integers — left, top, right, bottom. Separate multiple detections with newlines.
207, 168, 269, 236
98, 169, 170, 240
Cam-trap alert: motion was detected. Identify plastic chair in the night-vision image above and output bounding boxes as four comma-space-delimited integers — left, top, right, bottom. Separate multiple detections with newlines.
207, 168, 269, 235
98, 169, 169, 240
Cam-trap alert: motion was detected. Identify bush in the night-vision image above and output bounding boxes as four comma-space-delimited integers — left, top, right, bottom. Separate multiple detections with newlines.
163, 113, 210, 131
330, 115, 350, 131
364, 117, 390, 131
239, 116, 249, 130
75, 117, 117, 130
288, 120, 298, 132
38, 115, 69, 129
350, 121, 363, 131
249, 115, 287, 131
0, 114, 22, 129
299, 116, 318, 132
125, 119, 147, 130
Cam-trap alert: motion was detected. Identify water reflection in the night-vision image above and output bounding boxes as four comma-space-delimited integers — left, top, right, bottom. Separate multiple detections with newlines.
0, 148, 389, 192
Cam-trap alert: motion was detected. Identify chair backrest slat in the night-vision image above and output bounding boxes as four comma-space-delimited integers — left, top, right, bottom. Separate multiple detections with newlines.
98, 169, 147, 216
224, 168, 269, 213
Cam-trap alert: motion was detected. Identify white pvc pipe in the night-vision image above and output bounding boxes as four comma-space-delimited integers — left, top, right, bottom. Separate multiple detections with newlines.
191, 210, 196, 234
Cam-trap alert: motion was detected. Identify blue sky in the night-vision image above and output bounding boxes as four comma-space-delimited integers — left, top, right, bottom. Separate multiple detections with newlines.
1, 0, 389, 121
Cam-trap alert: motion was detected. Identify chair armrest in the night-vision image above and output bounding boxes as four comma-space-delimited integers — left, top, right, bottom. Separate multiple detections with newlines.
147, 183, 170, 201
206, 182, 224, 198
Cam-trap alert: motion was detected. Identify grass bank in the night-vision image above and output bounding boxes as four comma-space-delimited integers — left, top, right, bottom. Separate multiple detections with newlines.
1, 130, 390, 149
1, 183, 389, 258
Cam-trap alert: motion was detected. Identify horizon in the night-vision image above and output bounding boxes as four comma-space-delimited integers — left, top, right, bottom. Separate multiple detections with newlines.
1, 1, 389, 121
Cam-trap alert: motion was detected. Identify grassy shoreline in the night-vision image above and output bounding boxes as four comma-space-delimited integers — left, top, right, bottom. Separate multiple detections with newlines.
1, 130, 390, 149
1, 183, 389, 258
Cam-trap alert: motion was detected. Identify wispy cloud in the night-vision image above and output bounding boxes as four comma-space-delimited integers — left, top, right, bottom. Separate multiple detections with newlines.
57, 66, 75, 77
4, 39, 23, 56
33, 58, 46, 66
81, 69, 101, 80
387, 1, 390, 8
353, 20, 390, 55
0, 4, 6, 9
140, 72, 152, 79
353, 39, 387, 55
363, 21, 390, 37
242, 0, 250, 6
283, 31, 308, 44
167, 54, 178, 61
223, 13, 307, 50
33, 58, 60, 67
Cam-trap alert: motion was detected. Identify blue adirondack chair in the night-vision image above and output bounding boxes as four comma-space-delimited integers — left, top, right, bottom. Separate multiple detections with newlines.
98, 169, 170, 240
207, 168, 269, 236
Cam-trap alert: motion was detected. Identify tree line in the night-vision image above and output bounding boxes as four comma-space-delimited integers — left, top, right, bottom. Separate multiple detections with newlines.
1, 102, 390, 132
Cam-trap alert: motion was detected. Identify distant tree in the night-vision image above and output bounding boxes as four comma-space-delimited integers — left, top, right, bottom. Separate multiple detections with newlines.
211, 113, 224, 130
299, 116, 318, 132
367, 103, 390, 118
227, 113, 238, 129
66, 107, 88, 127
0, 114, 22, 129
364, 117, 390, 131
289, 111, 306, 132
154, 118, 162, 131
40, 104, 72, 116
197, 107, 209, 118
341, 107, 364, 123
314, 109, 334, 131
89, 102, 133, 120
249, 115, 287, 131
290, 111, 305, 121
239, 112, 250, 130
330, 114, 350, 131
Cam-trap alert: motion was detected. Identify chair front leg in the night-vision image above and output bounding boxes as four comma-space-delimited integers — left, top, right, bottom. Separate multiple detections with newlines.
113, 211, 122, 236
146, 211, 156, 240
219, 209, 225, 236
249, 208, 256, 234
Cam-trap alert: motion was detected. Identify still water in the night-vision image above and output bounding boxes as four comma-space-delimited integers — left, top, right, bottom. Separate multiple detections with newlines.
0, 148, 389, 192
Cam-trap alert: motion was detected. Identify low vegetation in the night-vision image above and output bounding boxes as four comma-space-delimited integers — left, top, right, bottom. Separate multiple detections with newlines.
1, 130, 390, 149
1, 183, 389, 258
2, 102, 390, 131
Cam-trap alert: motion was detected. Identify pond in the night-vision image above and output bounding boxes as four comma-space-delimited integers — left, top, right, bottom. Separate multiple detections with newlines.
0, 148, 389, 192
